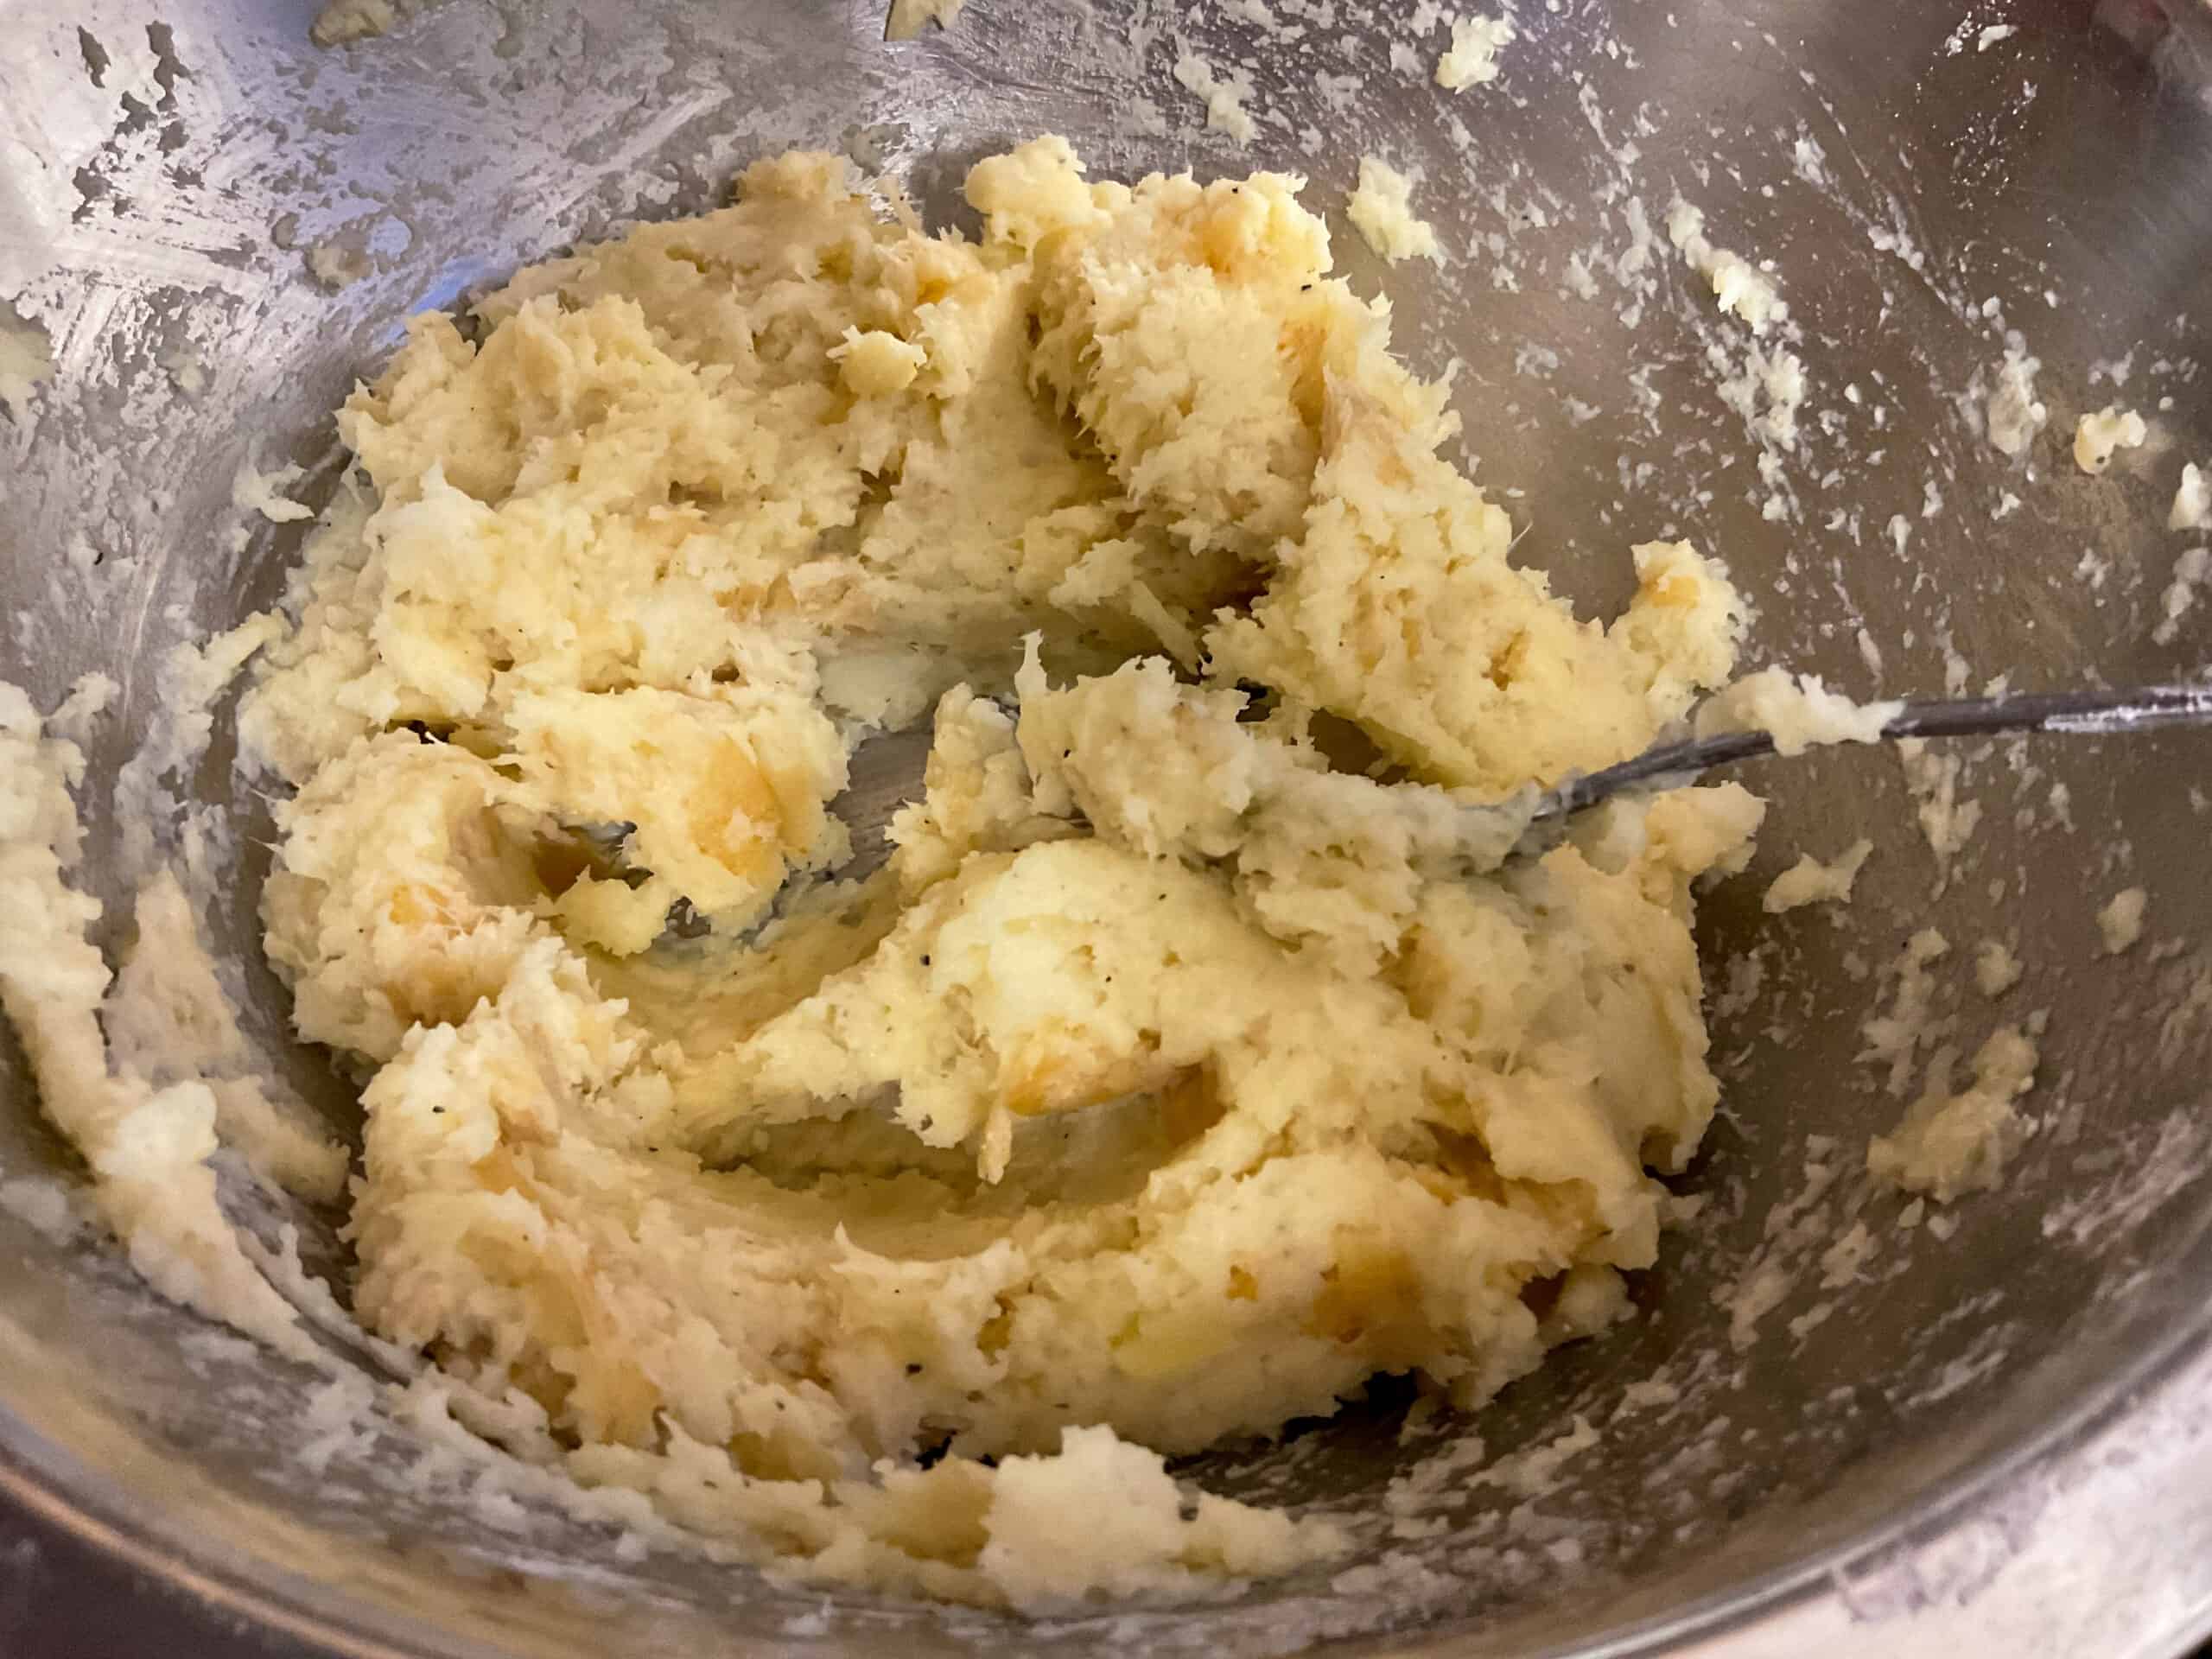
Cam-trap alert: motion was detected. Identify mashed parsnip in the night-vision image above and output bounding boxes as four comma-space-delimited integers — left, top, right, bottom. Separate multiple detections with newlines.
15, 137, 1762, 1607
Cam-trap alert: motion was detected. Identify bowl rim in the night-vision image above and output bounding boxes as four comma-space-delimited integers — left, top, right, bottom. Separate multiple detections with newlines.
4, 1256, 2211, 1659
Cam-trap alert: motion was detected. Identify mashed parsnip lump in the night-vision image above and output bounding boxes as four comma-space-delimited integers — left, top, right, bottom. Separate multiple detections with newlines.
156, 137, 1758, 1605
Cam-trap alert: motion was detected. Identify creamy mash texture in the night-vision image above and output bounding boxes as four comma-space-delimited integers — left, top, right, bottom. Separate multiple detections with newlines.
6, 138, 1763, 1607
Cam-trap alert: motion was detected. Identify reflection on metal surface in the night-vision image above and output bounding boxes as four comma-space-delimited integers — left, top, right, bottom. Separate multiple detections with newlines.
2100, 0, 2212, 103
3, 0, 2212, 1656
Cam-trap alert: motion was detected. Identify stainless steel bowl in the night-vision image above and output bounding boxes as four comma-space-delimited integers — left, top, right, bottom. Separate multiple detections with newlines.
5, 0, 2212, 1653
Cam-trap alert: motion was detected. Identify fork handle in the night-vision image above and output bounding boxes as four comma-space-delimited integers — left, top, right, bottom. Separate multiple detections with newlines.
1542, 683, 2212, 822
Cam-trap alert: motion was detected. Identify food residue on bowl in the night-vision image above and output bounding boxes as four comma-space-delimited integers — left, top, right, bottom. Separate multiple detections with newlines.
2072, 404, 2146, 474
1347, 156, 1440, 264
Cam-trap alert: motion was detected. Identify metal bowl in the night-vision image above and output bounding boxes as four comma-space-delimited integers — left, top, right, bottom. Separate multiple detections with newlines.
5, 0, 2212, 1653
